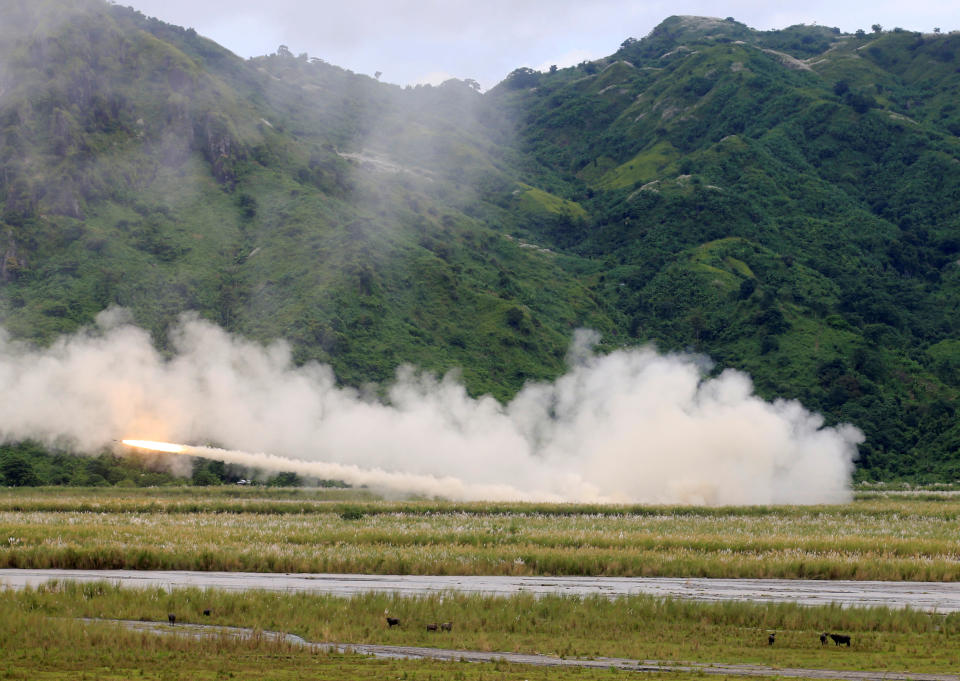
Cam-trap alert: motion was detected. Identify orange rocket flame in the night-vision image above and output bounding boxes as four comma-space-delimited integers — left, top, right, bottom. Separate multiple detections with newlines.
121, 439, 188, 454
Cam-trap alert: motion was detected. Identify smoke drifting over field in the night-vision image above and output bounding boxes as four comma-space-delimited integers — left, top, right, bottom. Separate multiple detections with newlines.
0, 309, 862, 504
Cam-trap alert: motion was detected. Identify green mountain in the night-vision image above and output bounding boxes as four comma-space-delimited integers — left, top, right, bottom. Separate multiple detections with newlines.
486, 17, 960, 479
1, 3, 958, 480
0, 0, 617, 400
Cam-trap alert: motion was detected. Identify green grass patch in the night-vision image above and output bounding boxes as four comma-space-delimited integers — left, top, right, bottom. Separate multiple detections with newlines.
514, 184, 589, 221
3, 584, 959, 676
596, 140, 680, 190
0, 602, 681, 681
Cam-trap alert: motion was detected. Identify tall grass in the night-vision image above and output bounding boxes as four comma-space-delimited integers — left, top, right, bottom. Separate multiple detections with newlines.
0, 603, 668, 680
1, 490, 958, 579
4, 583, 959, 674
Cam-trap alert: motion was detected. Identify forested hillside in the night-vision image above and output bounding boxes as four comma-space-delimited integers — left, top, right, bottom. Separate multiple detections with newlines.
485, 16, 960, 479
0, 4, 958, 481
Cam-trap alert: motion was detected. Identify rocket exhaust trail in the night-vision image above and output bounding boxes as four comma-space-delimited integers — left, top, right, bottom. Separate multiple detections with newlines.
121, 439, 187, 454
120, 440, 563, 501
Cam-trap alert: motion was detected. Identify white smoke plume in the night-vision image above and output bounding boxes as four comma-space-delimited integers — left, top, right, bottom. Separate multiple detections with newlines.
0, 309, 862, 504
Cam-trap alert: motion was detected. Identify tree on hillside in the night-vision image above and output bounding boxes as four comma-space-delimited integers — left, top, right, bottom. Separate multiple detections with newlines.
872, 24, 883, 33
504, 67, 540, 89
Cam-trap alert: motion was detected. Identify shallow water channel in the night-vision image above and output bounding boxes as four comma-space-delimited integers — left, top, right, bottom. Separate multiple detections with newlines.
2, 570, 959, 612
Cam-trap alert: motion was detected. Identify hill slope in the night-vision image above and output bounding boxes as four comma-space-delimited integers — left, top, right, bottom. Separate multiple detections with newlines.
0, 0, 617, 400
0, 4, 958, 479
486, 17, 960, 479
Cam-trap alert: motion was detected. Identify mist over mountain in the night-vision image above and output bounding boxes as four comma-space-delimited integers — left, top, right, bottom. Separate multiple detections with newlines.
0, 1, 958, 483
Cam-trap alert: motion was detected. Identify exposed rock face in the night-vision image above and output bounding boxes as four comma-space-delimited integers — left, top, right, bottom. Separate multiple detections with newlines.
1, 239, 24, 282
197, 111, 244, 185
46, 181, 85, 219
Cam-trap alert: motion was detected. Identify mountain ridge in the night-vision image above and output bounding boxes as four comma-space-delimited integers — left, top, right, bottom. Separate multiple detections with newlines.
0, 2, 958, 480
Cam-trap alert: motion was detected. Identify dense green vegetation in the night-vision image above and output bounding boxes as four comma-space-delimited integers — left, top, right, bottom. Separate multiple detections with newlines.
489, 17, 960, 480
0, 3, 958, 479
0, 0, 615, 403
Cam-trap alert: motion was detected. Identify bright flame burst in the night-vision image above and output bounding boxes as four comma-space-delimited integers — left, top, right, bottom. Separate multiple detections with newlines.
121, 439, 187, 454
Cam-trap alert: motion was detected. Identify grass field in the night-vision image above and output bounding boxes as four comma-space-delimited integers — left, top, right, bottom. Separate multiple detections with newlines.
2, 487, 959, 678
1, 487, 959, 580
2, 607, 699, 681
3, 582, 959, 677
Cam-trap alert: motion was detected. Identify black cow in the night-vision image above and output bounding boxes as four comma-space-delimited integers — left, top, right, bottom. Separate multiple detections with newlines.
768, 632, 776, 645
167, 613, 176, 626
386, 617, 400, 628
440, 622, 453, 632
820, 632, 828, 645
829, 633, 851, 647
426, 623, 438, 632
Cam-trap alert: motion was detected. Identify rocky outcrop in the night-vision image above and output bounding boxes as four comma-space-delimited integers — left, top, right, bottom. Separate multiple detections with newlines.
195, 111, 245, 185
0, 237, 24, 282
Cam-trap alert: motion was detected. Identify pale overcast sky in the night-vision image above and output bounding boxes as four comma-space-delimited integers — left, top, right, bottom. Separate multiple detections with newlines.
120, 1, 959, 89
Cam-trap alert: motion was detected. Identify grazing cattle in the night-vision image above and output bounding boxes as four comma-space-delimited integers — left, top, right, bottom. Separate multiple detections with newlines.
426, 623, 438, 632
203, 609, 211, 616
820, 632, 828, 645
768, 632, 776, 645
386, 617, 400, 628
167, 613, 176, 626
829, 633, 851, 647
440, 622, 453, 632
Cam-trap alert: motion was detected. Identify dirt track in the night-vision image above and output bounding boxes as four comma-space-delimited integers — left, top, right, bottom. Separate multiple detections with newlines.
92, 618, 960, 681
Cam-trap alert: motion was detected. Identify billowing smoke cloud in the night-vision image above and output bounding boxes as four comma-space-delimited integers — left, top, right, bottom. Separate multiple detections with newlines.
0, 309, 862, 504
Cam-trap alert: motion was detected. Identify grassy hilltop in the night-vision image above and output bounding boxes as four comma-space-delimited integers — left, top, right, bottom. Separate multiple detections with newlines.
0, 4, 958, 480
